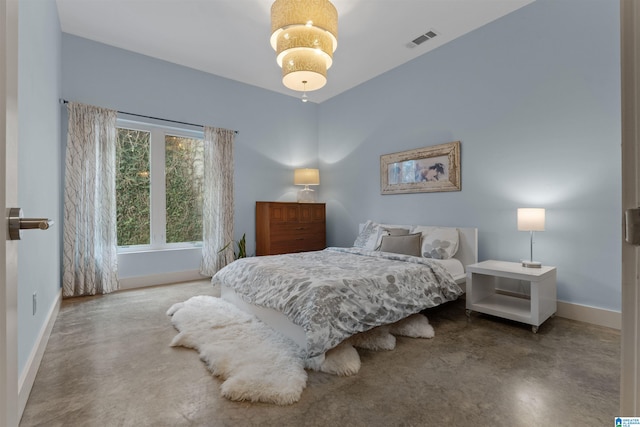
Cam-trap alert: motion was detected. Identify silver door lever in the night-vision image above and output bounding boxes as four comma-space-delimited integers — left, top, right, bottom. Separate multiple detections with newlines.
8, 207, 54, 240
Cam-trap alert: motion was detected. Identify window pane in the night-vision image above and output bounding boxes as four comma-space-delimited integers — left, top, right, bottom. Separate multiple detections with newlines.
116, 128, 150, 246
165, 135, 204, 243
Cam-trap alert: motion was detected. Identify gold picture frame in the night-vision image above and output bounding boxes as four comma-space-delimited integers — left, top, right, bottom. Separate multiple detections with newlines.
380, 141, 461, 194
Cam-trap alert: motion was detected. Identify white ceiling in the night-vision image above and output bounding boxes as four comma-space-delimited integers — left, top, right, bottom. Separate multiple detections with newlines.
55, 0, 535, 103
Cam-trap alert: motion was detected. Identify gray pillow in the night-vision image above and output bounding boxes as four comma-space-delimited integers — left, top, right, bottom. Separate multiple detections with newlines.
384, 227, 410, 236
379, 233, 422, 257
373, 227, 410, 250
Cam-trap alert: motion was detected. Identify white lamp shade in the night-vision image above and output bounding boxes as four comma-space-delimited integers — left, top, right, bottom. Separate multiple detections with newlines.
517, 208, 545, 231
294, 168, 320, 186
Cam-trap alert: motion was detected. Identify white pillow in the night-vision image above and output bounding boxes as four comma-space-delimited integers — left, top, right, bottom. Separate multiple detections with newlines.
353, 220, 383, 250
411, 226, 459, 260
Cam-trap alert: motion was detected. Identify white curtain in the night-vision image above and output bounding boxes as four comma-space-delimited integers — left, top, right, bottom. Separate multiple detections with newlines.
62, 102, 119, 297
201, 126, 235, 276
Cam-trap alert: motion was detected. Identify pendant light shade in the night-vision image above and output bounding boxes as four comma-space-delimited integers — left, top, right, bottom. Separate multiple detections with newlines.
270, 0, 338, 92
282, 51, 327, 91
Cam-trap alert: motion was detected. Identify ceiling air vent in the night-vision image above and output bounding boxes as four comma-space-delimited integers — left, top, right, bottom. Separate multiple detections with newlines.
407, 29, 439, 48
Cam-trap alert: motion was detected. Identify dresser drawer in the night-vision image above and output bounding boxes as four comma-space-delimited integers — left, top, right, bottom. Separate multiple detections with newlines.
269, 223, 325, 242
298, 204, 325, 223
269, 238, 326, 255
268, 204, 300, 223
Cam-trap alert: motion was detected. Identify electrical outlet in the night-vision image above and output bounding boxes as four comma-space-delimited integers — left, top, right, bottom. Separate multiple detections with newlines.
32, 292, 37, 316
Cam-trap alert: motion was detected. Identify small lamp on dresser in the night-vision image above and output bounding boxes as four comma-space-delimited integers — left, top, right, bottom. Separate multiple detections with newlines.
294, 168, 319, 203
517, 207, 545, 268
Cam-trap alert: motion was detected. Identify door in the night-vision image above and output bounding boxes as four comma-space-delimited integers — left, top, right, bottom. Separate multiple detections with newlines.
621, 0, 640, 415
1, 0, 19, 425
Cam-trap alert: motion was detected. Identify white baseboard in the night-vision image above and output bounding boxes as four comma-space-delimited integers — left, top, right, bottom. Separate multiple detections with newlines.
556, 300, 621, 330
18, 288, 62, 420
118, 270, 208, 290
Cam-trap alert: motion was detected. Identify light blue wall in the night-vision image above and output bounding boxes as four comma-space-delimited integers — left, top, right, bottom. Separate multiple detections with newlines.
17, 0, 62, 375
61, 34, 319, 277
318, 0, 621, 311
60, 0, 621, 311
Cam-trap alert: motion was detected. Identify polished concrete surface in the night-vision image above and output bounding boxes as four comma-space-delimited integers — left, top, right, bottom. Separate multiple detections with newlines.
20, 280, 619, 426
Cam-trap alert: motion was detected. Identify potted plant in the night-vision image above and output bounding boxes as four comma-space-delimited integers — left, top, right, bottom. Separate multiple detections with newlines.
219, 233, 247, 260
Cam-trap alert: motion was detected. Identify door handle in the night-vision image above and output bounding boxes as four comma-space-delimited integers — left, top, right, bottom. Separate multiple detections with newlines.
7, 207, 54, 240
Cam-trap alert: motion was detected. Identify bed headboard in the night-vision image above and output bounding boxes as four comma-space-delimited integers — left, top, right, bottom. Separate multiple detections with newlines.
358, 223, 478, 270
454, 227, 479, 269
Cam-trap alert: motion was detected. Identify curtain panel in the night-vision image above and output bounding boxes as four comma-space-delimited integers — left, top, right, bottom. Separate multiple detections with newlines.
201, 127, 235, 276
62, 102, 119, 297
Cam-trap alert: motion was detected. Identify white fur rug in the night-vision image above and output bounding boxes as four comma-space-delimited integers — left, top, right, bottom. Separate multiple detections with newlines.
167, 295, 435, 405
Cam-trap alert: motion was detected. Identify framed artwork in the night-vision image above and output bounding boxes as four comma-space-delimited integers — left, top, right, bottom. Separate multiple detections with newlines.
380, 141, 461, 194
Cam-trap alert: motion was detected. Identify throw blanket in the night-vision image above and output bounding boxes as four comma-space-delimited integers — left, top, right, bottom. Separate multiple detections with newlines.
212, 247, 463, 357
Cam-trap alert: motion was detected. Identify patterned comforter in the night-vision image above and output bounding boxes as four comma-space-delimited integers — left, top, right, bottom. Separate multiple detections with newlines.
211, 247, 463, 357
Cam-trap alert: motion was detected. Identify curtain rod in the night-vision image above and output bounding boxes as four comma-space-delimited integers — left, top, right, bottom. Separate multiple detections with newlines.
59, 99, 238, 134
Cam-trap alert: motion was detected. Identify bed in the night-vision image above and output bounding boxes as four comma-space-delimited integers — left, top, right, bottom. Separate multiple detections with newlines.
214, 222, 478, 358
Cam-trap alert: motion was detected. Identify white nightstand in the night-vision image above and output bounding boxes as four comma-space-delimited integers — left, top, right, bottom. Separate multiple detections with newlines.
465, 260, 557, 333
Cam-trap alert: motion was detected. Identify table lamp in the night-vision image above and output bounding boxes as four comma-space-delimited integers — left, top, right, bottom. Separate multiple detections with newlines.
294, 168, 319, 203
517, 208, 545, 268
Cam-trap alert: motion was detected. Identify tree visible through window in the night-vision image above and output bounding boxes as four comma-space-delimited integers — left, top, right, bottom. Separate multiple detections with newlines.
116, 128, 150, 246
165, 135, 204, 243
115, 122, 204, 248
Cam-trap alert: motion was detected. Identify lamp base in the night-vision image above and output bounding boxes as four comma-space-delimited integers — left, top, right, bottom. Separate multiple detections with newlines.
521, 260, 542, 268
297, 187, 316, 203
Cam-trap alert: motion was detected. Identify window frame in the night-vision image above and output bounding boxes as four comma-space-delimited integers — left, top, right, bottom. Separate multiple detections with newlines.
116, 118, 205, 253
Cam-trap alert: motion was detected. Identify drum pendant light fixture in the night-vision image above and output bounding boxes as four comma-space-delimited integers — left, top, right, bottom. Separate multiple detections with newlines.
270, 0, 338, 92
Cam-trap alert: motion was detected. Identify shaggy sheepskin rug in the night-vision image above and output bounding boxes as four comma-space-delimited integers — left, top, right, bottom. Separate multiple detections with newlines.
167, 295, 435, 405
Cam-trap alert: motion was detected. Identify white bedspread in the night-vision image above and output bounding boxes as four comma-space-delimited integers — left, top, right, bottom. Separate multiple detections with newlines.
211, 247, 463, 357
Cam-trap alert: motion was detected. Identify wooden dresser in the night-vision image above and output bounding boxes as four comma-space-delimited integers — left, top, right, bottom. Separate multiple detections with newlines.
255, 201, 326, 256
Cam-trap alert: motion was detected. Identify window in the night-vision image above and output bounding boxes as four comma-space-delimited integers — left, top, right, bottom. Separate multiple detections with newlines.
165, 135, 204, 243
116, 120, 204, 249
116, 128, 151, 246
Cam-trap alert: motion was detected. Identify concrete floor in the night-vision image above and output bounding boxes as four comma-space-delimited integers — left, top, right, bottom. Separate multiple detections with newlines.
20, 279, 619, 426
